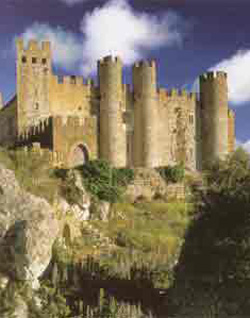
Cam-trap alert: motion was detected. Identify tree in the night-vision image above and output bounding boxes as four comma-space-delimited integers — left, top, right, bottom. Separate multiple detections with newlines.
170, 149, 250, 316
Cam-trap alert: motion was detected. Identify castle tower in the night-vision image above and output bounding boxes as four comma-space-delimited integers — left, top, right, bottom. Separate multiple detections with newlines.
132, 60, 158, 167
228, 108, 235, 153
199, 71, 229, 167
98, 56, 126, 167
16, 38, 52, 133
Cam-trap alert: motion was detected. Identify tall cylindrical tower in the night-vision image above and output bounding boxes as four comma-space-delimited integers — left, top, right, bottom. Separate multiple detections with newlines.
200, 71, 229, 167
98, 56, 126, 167
132, 60, 158, 167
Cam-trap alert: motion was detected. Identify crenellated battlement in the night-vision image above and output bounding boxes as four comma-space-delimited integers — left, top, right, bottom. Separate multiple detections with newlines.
16, 38, 51, 54
52, 75, 96, 88
200, 71, 227, 81
98, 55, 122, 67
0, 38, 235, 170
133, 60, 156, 69
157, 88, 197, 101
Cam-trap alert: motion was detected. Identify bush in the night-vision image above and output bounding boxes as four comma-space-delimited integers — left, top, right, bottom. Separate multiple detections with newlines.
157, 164, 185, 183
76, 160, 134, 203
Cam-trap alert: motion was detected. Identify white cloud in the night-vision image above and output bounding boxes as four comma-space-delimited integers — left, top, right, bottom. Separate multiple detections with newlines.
20, 1, 185, 75
210, 50, 250, 105
242, 140, 250, 154
21, 23, 83, 71
236, 139, 250, 153
58, 0, 85, 6
80, 0, 184, 75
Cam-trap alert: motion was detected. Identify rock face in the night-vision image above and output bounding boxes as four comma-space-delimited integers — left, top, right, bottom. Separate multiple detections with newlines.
0, 163, 59, 289
61, 169, 92, 221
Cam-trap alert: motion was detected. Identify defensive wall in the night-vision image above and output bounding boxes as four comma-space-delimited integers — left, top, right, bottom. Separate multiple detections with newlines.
0, 38, 236, 170
16, 115, 98, 167
157, 88, 197, 169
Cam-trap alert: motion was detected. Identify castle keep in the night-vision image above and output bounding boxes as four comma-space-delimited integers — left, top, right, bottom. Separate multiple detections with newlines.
0, 38, 235, 170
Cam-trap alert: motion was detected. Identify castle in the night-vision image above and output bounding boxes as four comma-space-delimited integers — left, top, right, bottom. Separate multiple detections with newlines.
0, 38, 235, 170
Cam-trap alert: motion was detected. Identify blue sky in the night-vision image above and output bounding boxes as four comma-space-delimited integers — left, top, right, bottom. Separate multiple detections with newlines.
0, 0, 250, 149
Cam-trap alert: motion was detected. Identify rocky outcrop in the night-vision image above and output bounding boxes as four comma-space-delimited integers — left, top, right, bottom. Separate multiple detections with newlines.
0, 163, 59, 289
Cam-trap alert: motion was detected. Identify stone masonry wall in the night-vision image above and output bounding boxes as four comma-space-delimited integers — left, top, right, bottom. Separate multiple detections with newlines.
157, 89, 196, 170
228, 109, 235, 153
0, 97, 17, 147
16, 39, 51, 132
0, 39, 236, 170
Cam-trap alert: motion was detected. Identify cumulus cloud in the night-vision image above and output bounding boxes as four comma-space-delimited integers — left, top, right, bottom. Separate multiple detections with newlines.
210, 50, 250, 105
235, 139, 250, 154
240, 140, 250, 153
58, 0, 86, 6
80, 0, 184, 75
20, 0, 185, 75
21, 23, 83, 71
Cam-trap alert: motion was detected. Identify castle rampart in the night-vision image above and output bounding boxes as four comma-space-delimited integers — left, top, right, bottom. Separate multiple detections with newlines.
0, 38, 235, 170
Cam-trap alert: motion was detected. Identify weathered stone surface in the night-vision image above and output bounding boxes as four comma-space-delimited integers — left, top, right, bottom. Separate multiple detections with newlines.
90, 200, 110, 221
0, 38, 235, 170
0, 163, 59, 289
125, 168, 167, 201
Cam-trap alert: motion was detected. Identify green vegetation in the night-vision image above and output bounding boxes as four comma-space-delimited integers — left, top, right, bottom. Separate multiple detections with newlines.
156, 163, 185, 183
0, 148, 194, 316
51, 201, 193, 289
0, 147, 60, 203
76, 159, 134, 202
170, 148, 250, 316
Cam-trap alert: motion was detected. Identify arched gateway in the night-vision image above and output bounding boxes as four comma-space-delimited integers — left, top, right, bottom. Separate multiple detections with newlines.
69, 144, 89, 168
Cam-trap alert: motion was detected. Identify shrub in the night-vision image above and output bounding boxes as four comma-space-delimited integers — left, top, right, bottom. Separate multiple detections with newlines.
157, 163, 185, 183
76, 160, 134, 203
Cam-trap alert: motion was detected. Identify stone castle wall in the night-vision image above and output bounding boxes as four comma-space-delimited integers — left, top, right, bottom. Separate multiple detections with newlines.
157, 89, 196, 169
16, 115, 98, 167
228, 109, 235, 153
0, 39, 236, 169
0, 96, 17, 146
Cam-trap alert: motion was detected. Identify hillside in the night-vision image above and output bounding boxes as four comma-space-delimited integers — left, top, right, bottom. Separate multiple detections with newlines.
2, 147, 249, 317
0, 147, 194, 317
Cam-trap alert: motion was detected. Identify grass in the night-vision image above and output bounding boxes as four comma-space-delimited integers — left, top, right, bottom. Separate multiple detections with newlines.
0, 148, 194, 288
0, 147, 61, 203
75, 201, 193, 288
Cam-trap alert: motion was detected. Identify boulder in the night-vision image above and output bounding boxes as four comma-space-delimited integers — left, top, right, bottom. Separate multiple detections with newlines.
0, 163, 59, 289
